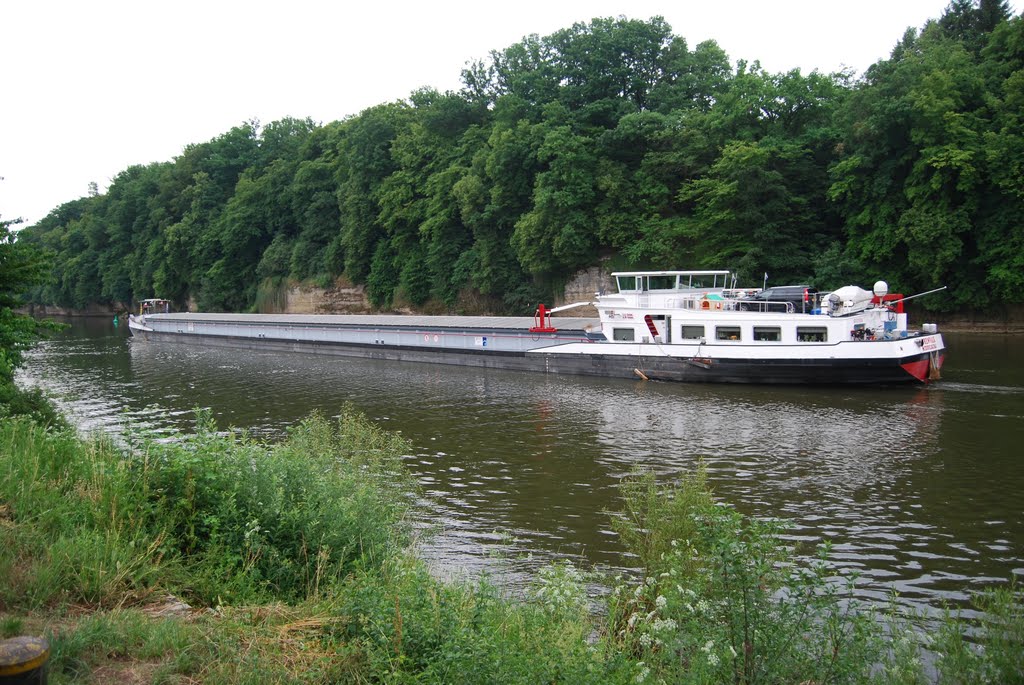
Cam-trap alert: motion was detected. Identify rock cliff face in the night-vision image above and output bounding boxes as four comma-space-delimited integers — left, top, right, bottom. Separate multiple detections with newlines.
552, 265, 616, 317
284, 280, 372, 314
279, 268, 618, 317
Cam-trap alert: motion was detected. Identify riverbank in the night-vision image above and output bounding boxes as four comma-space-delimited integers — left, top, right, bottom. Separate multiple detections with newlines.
1, 397, 1021, 683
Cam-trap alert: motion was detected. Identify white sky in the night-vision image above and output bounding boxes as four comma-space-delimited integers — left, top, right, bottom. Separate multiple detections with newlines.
1, 0, 985, 226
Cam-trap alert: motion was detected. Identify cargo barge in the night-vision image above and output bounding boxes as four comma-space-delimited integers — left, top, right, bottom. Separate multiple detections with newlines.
129, 270, 946, 385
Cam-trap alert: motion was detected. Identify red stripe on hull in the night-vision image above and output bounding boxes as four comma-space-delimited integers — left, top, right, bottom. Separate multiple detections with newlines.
902, 351, 944, 383
901, 359, 930, 382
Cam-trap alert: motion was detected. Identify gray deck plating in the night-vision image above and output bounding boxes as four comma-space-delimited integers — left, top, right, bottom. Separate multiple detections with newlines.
144, 312, 600, 332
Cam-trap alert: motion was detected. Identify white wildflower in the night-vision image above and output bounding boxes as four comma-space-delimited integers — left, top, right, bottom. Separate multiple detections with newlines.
243, 518, 261, 541
655, 595, 667, 609
651, 618, 678, 632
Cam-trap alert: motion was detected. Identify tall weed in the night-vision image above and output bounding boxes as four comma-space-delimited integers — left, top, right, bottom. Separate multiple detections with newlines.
325, 555, 603, 684
606, 468, 885, 684
0, 420, 162, 607
930, 584, 1024, 684
0, 407, 414, 609
131, 407, 413, 603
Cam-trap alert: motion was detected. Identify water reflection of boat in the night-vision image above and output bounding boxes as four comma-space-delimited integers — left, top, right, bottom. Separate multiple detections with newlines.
592, 383, 942, 491
128, 270, 946, 385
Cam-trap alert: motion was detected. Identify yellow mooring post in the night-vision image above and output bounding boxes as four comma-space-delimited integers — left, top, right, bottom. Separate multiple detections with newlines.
0, 636, 50, 684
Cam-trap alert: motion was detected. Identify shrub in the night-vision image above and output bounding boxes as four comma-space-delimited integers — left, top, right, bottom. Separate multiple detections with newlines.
0, 381, 67, 428
606, 468, 885, 684
930, 584, 1024, 684
132, 407, 414, 604
0, 406, 415, 609
324, 555, 604, 684
0, 421, 162, 607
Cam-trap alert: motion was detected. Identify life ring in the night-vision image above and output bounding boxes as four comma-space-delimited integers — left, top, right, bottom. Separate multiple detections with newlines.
701, 300, 710, 310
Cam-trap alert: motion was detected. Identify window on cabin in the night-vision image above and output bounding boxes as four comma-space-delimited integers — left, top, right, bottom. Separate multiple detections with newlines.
753, 326, 781, 341
716, 326, 741, 341
797, 326, 827, 342
681, 325, 705, 340
613, 328, 636, 341
616, 276, 637, 291
648, 275, 676, 290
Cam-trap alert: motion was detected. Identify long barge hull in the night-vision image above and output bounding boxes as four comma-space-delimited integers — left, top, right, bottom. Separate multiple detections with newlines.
130, 313, 943, 385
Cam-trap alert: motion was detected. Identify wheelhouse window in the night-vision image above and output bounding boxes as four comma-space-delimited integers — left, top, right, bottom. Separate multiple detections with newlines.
647, 275, 676, 290
753, 326, 781, 342
616, 275, 637, 292
797, 326, 828, 342
681, 325, 705, 340
715, 326, 741, 341
613, 328, 636, 341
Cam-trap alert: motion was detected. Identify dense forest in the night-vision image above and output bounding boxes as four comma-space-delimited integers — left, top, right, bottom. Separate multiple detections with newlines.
17, 1, 1024, 314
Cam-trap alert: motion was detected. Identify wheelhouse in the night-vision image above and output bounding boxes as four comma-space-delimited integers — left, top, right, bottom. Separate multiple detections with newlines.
612, 270, 734, 293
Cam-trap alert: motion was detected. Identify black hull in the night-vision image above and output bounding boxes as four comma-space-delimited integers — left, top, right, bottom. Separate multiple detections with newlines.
543, 352, 935, 385
134, 330, 933, 386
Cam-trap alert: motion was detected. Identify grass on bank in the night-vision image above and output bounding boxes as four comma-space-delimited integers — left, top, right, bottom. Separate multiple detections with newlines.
0, 399, 1022, 684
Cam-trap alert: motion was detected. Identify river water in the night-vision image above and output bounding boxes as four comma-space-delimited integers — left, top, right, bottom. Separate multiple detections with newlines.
16, 318, 1024, 613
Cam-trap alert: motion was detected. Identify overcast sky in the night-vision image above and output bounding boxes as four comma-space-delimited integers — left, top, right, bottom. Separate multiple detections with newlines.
1, 0, 991, 226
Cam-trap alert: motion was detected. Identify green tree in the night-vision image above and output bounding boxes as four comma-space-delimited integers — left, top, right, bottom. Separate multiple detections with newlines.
678, 140, 827, 283
335, 103, 411, 285
940, 0, 1012, 53
453, 119, 544, 310
20, 11, 1023, 317
288, 125, 343, 281
830, 15, 1022, 308
376, 89, 483, 308
0, 214, 53, 382
648, 38, 732, 113
512, 121, 599, 275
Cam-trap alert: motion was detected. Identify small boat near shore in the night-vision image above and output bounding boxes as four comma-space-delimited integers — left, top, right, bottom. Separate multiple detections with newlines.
129, 270, 945, 385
